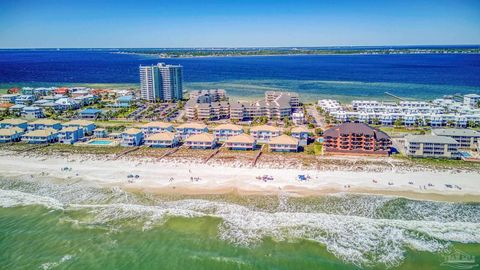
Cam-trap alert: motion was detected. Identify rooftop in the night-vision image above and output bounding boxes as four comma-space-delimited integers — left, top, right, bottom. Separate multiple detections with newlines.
185, 132, 215, 143
0, 127, 24, 136
432, 128, 480, 137
324, 123, 390, 140
213, 123, 243, 131
141, 121, 173, 128
269, 134, 299, 145
23, 128, 58, 137
122, 128, 142, 135
250, 125, 280, 132
0, 118, 27, 125
146, 132, 176, 141
405, 135, 459, 144
225, 133, 255, 144
29, 119, 61, 126
64, 119, 95, 126
177, 122, 208, 130
291, 126, 310, 133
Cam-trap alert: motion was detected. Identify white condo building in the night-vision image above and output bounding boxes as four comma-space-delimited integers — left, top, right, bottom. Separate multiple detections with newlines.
140, 63, 183, 102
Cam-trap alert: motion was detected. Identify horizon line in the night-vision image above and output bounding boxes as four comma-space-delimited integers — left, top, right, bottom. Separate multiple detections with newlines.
1, 44, 480, 50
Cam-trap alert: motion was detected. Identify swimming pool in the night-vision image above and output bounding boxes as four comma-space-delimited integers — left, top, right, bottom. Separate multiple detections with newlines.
87, 140, 115, 146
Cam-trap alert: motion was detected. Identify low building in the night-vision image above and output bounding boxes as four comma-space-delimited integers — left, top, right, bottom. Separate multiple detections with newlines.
21, 106, 44, 119
176, 123, 208, 140
431, 128, 480, 149
28, 119, 62, 131
54, 98, 80, 110
93, 128, 108, 138
79, 108, 102, 119
184, 133, 216, 149
464, 94, 480, 109
140, 122, 174, 134
291, 126, 310, 146
0, 118, 28, 130
63, 120, 96, 136
404, 135, 460, 159
15, 95, 36, 106
0, 94, 19, 104
58, 126, 83, 144
212, 124, 243, 142
292, 111, 305, 125
114, 95, 134, 108
249, 125, 281, 143
224, 133, 256, 150
22, 128, 59, 144
0, 127, 24, 143
144, 132, 179, 148
268, 135, 299, 152
121, 128, 144, 146
323, 123, 391, 155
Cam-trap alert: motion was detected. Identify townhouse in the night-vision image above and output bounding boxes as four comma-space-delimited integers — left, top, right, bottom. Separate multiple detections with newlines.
0, 127, 24, 143
249, 125, 281, 143
224, 133, 256, 150
184, 133, 216, 149
141, 121, 175, 134
268, 134, 299, 152
63, 120, 96, 136
121, 128, 144, 147
28, 119, 62, 131
176, 123, 208, 140
212, 124, 243, 142
0, 118, 28, 131
431, 128, 480, 149
22, 128, 59, 144
144, 132, 179, 148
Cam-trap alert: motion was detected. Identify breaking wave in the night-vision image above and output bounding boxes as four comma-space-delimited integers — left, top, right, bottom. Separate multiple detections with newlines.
1, 177, 480, 268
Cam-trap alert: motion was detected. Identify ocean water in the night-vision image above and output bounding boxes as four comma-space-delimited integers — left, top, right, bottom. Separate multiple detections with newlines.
1, 177, 480, 270
0, 49, 479, 101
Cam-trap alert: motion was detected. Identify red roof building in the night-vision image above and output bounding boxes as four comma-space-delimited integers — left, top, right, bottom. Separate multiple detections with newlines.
53, 87, 69, 95
323, 123, 391, 155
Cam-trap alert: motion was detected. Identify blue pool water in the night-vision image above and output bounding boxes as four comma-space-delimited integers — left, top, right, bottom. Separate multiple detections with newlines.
88, 140, 114, 145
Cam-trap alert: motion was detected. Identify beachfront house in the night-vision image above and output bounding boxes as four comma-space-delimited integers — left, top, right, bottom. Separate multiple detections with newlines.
22, 128, 59, 144
290, 126, 310, 146
176, 123, 208, 141
268, 134, 299, 152
93, 128, 108, 138
249, 125, 281, 143
144, 132, 179, 148
63, 120, 96, 136
79, 108, 102, 119
431, 128, 480, 150
140, 122, 174, 134
224, 133, 256, 150
121, 128, 144, 147
28, 119, 62, 131
58, 126, 83, 144
0, 118, 28, 131
184, 133, 216, 149
0, 127, 24, 143
21, 106, 44, 119
404, 135, 460, 159
212, 123, 243, 142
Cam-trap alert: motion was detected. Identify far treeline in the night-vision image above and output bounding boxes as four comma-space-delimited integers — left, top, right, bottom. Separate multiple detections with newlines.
116, 47, 480, 57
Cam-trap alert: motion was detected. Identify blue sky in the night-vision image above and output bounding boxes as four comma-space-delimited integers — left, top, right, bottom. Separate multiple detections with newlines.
0, 0, 479, 48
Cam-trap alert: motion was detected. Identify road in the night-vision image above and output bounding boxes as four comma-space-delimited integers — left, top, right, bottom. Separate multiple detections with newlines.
306, 105, 326, 129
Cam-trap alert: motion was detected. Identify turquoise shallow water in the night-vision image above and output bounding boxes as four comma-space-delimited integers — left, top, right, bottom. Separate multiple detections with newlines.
1, 177, 480, 270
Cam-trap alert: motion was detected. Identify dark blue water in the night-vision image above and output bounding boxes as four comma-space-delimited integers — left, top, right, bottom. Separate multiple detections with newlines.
0, 49, 479, 100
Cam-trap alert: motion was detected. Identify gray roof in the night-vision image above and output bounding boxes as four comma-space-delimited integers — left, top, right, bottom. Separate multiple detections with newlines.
405, 135, 459, 144
432, 129, 480, 137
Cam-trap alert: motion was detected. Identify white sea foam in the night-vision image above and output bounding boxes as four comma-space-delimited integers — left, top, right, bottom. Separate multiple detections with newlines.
1, 181, 480, 268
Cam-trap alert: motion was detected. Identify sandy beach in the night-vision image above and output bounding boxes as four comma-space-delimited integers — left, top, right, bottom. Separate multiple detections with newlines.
1, 150, 479, 202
